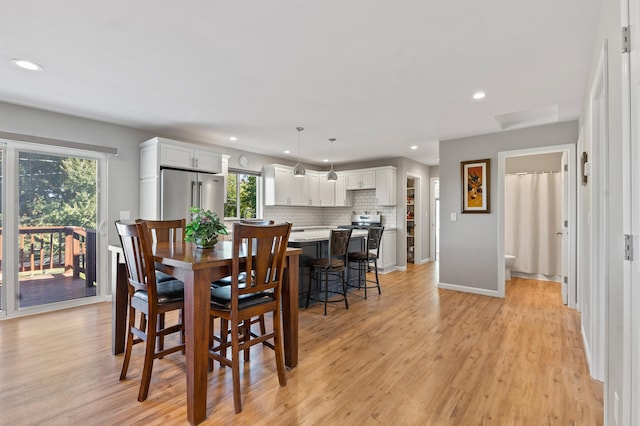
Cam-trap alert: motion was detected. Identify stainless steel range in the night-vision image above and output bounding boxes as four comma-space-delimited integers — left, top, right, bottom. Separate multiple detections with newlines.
339, 214, 382, 229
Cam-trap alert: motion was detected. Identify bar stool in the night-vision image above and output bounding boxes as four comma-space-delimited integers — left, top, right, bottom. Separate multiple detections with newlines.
348, 226, 384, 299
306, 228, 352, 315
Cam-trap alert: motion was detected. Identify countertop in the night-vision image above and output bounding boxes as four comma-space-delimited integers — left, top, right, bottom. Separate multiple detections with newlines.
288, 228, 368, 243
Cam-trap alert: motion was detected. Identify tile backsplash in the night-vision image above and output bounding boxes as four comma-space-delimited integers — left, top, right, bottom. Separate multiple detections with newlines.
263, 190, 397, 227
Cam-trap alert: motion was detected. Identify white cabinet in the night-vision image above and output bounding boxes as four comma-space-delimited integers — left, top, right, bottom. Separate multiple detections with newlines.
139, 137, 223, 219
307, 172, 320, 206
334, 173, 353, 206
141, 137, 222, 174
375, 167, 397, 206
263, 165, 311, 206
379, 229, 397, 273
317, 174, 335, 206
345, 169, 376, 190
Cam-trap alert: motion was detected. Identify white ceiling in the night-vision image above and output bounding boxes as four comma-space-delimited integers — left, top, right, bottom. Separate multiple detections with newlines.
0, 0, 602, 166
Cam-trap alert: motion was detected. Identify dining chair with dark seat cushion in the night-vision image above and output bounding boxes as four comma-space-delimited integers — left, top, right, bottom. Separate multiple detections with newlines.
208, 221, 292, 413
136, 218, 187, 353
115, 220, 185, 402
305, 228, 353, 315
348, 226, 384, 299
211, 219, 275, 345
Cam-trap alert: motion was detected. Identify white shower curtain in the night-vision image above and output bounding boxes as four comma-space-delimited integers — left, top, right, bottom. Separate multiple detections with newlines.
505, 172, 562, 276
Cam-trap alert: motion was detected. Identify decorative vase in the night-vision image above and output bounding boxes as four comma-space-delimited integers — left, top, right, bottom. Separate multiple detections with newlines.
194, 236, 217, 249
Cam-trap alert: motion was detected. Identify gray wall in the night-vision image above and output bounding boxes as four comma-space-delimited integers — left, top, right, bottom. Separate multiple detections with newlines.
0, 101, 149, 246
438, 120, 578, 292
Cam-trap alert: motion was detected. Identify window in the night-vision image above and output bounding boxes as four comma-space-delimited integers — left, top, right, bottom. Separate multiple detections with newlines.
225, 170, 259, 219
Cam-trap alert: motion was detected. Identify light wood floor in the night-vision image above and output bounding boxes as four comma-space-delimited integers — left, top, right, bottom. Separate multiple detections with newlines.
0, 262, 603, 425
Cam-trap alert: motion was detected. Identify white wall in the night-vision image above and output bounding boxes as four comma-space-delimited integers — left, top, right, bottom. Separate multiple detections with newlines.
438, 120, 578, 294
579, 0, 626, 422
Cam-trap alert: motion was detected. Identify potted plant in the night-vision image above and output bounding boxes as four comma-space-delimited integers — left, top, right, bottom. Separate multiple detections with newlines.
184, 206, 228, 248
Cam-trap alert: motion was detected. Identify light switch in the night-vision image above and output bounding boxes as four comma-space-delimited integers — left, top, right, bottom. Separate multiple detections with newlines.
120, 210, 131, 220
450, 213, 457, 222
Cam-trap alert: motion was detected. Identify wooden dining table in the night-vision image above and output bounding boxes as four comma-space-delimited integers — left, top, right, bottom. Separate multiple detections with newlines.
108, 241, 302, 425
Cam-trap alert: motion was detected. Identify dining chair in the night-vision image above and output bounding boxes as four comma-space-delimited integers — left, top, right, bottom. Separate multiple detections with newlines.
136, 218, 187, 353
208, 221, 292, 413
348, 226, 384, 299
211, 219, 275, 349
115, 220, 185, 402
306, 228, 353, 315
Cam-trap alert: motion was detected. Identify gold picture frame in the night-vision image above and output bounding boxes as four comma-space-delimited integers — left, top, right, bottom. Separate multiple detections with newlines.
461, 158, 490, 213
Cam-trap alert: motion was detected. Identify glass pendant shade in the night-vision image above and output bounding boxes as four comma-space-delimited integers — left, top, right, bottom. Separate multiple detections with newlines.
293, 126, 306, 177
327, 138, 337, 182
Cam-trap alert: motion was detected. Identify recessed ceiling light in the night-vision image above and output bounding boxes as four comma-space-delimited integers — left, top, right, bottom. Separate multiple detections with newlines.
12, 58, 43, 71
229, 136, 237, 141
473, 91, 486, 100
410, 145, 418, 150
323, 159, 329, 162
284, 150, 291, 154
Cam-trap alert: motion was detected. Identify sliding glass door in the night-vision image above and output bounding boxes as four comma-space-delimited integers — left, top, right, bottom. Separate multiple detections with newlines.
0, 141, 106, 317
18, 151, 98, 308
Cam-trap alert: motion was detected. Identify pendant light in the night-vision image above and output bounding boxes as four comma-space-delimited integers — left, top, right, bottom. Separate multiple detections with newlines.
327, 138, 338, 182
293, 126, 306, 177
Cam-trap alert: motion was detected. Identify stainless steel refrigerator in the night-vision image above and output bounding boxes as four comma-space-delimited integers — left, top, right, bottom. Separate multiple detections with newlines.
160, 168, 225, 221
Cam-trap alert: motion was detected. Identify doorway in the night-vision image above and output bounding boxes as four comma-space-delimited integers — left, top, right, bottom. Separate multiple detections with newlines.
406, 174, 421, 264
497, 144, 576, 305
430, 178, 439, 261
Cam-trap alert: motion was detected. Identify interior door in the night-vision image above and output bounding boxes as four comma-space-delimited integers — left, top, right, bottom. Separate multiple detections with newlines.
561, 152, 569, 305
627, 0, 639, 422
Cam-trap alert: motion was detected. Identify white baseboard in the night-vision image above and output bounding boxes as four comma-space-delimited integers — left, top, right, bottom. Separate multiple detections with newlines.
414, 258, 430, 265
379, 266, 398, 274
438, 282, 503, 298
397, 266, 407, 272
581, 323, 595, 379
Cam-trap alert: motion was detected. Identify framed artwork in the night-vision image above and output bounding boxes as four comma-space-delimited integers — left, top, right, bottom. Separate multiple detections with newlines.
461, 158, 490, 213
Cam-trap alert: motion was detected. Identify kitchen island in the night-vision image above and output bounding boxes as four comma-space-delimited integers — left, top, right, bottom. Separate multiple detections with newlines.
288, 227, 368, 307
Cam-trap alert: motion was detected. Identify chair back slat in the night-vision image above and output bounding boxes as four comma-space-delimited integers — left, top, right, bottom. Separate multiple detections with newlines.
232, 222, 292, 300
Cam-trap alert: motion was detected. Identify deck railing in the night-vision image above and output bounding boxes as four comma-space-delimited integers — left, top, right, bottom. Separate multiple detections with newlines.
0, 226, 97, 287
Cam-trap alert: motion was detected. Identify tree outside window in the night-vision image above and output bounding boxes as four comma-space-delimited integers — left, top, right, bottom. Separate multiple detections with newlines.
225, 171, 257, 219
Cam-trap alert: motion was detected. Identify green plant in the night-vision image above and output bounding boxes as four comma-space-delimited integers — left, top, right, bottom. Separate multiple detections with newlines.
184, 206, 228, 247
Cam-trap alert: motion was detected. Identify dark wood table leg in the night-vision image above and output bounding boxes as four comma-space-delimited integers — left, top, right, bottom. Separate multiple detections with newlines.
112, 252, 128, 355
282, 253, 299, 368
183, 269, 211, 425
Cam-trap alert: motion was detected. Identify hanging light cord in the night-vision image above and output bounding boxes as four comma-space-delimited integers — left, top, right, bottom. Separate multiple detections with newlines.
329, 138, 335, 171
296, 127, 304, 163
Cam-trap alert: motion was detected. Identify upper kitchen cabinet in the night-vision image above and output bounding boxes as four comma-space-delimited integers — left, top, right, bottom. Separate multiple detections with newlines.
375, 166, 397, 206
315, 173, 337, 206
263, 165, 311, 206
345, 169, 376, 190
140, 137, 222, 178
334, 173, 353, 206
